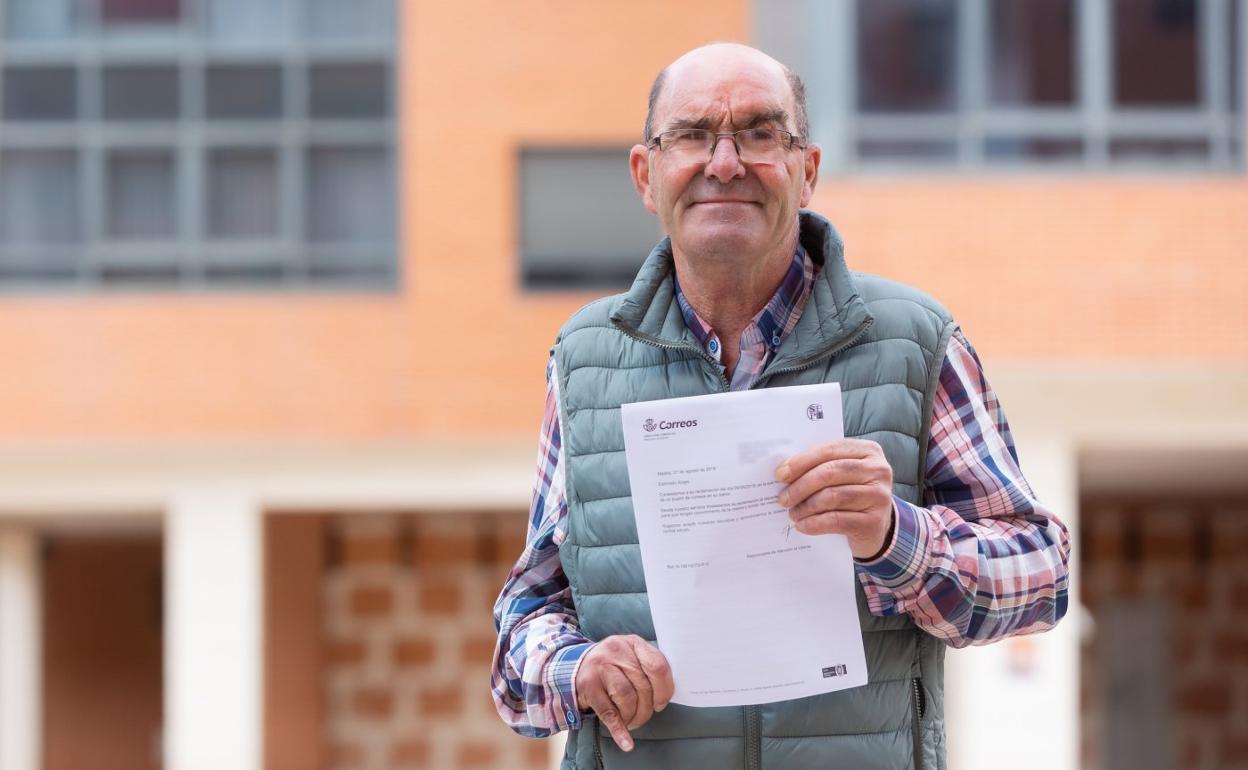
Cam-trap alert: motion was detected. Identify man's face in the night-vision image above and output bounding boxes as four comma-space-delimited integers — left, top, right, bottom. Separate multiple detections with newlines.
630, 48, 820, 262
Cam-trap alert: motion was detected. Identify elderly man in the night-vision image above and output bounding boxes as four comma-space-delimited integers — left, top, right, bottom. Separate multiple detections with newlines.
493, 43, 1070, 770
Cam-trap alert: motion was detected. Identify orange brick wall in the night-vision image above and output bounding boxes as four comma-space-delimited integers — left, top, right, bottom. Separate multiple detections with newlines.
324, 511, 545, 770
1080, 497, 1248, 770
810, 179, 1248, 361
0, 0, 1242, 441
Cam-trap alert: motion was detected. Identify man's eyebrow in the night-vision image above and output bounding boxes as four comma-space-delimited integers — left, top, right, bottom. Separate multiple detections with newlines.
662, 109, 791, 133
739, 109, 790, 129
664, 115, 717, 131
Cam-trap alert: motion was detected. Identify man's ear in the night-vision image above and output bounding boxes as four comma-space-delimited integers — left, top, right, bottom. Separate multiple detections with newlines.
629, 144, 658, 215
799, 142, 821, 208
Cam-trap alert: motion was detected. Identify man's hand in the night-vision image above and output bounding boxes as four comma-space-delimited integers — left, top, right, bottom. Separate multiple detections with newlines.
574, 634, 674, 752
775, 438, 896, 560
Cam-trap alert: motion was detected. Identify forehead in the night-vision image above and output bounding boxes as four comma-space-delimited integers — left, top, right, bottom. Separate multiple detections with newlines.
655, 53, 793, 129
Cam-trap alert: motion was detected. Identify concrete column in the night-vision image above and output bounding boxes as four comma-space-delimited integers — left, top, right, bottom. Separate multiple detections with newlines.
165, 489, 262, 770
945, 433, 1080, 770
0, 527, 41, 770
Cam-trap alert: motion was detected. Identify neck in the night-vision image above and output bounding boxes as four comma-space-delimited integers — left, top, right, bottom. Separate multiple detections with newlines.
672, 229, 798, 349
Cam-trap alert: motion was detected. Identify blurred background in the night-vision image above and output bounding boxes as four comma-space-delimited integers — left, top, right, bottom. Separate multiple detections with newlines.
0, 0, 1244, 769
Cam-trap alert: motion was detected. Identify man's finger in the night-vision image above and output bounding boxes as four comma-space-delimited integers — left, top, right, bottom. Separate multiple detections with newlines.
632, 641, 675, 711
776, 439, 880, 482
615, 660, 655, 729
787, 484, 879, 520
780, 456, 882, 505
601, 666, 639, 728
795, 509, 877, 537
586, 689, 635, 752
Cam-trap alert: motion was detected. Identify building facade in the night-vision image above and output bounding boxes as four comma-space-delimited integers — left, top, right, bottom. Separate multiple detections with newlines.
0, 1, 1245, 769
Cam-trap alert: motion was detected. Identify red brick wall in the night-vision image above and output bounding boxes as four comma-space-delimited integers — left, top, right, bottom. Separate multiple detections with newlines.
324, 512, 550, 770
1080, 498, 1248, 770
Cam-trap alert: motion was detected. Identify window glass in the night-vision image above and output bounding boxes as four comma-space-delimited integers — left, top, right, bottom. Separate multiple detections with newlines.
308, 64, 388, 119
207, 148, 279, 238
985, 137, 1084, 162
0, 261, 77, 283
1109, 137, 1210, 161
107, 149, 176, 238
204, 263, 286, 285
2, 67, 77, 120
205, 65, 283, 120
1231, 0, 1242, 113
0, 150, 80, 244
520, 148, 661, 289
857, 0, 958, 112
4, 0, 76, 39
1114, 0, 1200, 106
103, 65, 180, 121
307, 0, 392, 39
99, 264, 180, 285
856, 139, 958, 161
101, 0, 180, 23
306, 146, 391, 243
990, 0, 1075, 106
205, 0, 284, 40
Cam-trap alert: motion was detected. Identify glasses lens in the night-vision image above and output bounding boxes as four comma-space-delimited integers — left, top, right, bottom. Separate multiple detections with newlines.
662, 129, 712, 157
737, 128, 785, 163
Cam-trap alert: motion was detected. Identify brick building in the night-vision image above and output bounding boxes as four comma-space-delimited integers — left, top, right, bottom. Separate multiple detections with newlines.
0, 1, 1245, 770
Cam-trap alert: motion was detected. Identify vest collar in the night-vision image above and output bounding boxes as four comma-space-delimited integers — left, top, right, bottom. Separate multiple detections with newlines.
610, 210, 874, 372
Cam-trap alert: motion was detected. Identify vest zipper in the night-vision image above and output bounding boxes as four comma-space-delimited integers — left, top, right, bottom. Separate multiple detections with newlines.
612, 324, 732, 392
911, 677, 926, 770
744, 705, 761, 770
750, 316, 874, 390
593, 718, 605, 769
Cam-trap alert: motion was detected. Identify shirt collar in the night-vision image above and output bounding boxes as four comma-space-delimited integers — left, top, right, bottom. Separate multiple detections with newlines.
674, 243, 817, 355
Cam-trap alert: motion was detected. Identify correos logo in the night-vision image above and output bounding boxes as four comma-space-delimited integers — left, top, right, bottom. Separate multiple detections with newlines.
643, 417, 699, 432
658, 419, 698, 430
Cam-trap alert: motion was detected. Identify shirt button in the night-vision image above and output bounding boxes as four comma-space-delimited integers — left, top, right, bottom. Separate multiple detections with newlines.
772, 334, 782, 346
566, 708, 578, 724
708, 339, 719, 353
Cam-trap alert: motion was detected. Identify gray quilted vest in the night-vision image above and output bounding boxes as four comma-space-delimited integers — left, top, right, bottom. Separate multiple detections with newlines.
555, 211, 956, 770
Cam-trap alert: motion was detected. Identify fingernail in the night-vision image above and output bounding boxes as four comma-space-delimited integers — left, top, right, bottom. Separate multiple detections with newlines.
622, 737, 634, 752
776, 463, 791, 481
778, 491, 789, 507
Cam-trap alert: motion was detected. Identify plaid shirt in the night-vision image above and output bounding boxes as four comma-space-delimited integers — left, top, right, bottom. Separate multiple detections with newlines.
491, 247, 1071, 737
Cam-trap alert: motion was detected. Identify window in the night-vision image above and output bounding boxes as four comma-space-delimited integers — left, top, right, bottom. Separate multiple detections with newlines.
759, 0, 1245, 172
0, 0, 397, 290
857, 0, 959, 113
520, 149, 661, 290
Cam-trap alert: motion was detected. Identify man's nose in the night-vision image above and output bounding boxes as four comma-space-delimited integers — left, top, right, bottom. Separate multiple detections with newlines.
703, 134, 746, 182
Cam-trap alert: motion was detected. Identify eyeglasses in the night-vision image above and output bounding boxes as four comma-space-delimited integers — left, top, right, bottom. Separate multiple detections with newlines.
648, 127, 805, 164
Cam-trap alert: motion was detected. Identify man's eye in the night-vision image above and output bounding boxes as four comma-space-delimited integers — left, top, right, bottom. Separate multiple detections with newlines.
745, 128, 778, 142
670, 129, 707, 142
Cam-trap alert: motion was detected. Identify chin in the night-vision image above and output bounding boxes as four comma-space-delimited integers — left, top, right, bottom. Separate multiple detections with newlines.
678, 226, 765, 260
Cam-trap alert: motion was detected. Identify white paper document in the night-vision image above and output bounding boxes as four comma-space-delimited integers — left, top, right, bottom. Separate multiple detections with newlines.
620, 383, 868, 707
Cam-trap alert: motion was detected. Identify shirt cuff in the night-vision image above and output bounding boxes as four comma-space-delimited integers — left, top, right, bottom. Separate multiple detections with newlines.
547, 641, 595, 730
854, 496, 932, 588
